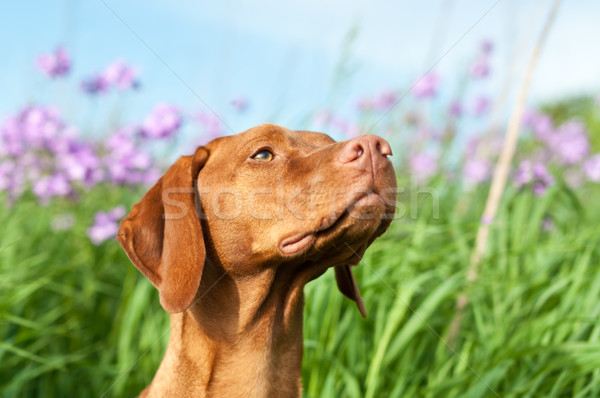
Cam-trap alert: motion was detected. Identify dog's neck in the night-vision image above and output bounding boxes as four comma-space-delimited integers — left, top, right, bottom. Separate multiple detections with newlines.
142, 261, 324, 397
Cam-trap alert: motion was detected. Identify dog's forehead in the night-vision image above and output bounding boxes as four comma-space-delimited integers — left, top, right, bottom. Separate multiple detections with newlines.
206, 124, 335, 154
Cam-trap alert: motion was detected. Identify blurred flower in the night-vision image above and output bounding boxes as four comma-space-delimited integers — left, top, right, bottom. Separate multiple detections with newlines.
230, 96, 249, 112
32, 173, 71, 202
523, 111, 554, 141
480, 39, 494, 55
412, 72, 440, 99
103, 59, 140, 91
410, 153, 438, 182
472, 96, 490, 116
141, 104, 182, 139
464, 158, 491, 184
51, 212, 76, 232
87, 205, 126, 245
105, 127, 157, 185
541, 217, 554, 231
514, 160, 555, 196
81, 59, 139, 94
470, 57, 490, 78
356, 97, 374, 111
583, 154, 600, 182
547, 121, 589, 165
37, 47, 71, 78
0, 105, 103, 203
448, 100, 463, 117
81, 74, 110, 94
374, 90, 398, 111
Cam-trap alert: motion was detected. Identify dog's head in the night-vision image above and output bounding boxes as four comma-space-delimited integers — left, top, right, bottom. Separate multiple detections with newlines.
118, 123, 396, 316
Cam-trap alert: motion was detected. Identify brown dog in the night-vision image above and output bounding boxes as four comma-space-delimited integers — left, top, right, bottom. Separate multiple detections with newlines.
117, 123, 396, 397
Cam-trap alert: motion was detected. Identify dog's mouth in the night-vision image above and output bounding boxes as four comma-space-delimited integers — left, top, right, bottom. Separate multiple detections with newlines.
279, 192, 384, 256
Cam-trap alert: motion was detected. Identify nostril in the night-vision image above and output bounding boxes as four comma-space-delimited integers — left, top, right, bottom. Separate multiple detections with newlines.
356, 145, 364, 158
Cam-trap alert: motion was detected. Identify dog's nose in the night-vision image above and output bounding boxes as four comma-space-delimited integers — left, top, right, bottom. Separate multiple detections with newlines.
337, 135, 392, 165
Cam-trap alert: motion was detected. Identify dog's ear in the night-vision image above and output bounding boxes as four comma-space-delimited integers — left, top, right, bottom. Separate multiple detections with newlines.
118, 147, 209, 314
335, 265, 367, 318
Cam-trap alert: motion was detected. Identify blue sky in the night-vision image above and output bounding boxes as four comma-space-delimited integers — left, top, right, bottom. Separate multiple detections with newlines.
1, 0, 599, 136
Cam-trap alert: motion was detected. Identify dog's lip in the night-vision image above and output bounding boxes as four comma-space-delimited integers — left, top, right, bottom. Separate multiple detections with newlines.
280, 233, 316, 255
278, 192, 382, 256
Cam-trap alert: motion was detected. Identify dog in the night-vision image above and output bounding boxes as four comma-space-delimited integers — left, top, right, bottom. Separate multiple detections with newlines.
117, 123, 396, 397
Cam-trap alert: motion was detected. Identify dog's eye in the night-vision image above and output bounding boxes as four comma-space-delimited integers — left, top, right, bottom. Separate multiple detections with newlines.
251, 150, 274, 162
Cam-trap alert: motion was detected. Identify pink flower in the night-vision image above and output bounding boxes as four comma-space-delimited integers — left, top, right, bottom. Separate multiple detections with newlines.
470, 57, 490, 78
548, 121, 590, 165
448, 101, 463, 117
141, 104, 182, 139
230, 96, 249, 112
37, 47, 71, 78
480, 40, 494, 55
412, 73, 440, 99
81, 59, 140, 94
514, 160, 555, 196
464, 158, 491, 184
523, 111, 554, 142
472, 96, 490, 116
584, 154, 600, 182
81, 74, 110, 94
373, 90, 398, 111
103, 59, 140, 90
87, 206, 126, 245
410, 153, 438, 182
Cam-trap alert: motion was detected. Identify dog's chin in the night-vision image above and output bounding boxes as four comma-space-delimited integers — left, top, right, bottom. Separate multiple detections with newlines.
278, 194, 394, 263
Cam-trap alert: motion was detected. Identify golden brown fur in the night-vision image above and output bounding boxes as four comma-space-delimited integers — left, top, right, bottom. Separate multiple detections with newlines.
117, 123, 396, 397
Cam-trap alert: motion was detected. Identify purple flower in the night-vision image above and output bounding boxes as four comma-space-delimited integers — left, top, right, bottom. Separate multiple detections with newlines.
548, 121, 589, 165
480, 40, 494, 55
32, 173, 72, 203
87, 205, 126, 245
105, 127, 157, 185
412, 72, 440, 99
583, 154, 600, 182
464, 158, 491, 184
81, 59, 139, 94
523, 111, 554, 142
81, 74, 110, 94
141, 104, 182, 139
470, 57, 490, 78
103, 59, 140, 90
0, 105, 109, 203
448, 100, 463, 117
230, 96, 249, 112
472, 96, 490, 116
356, 98, 374, 112
0, 161, 25, 200
410, 153, 438, 182
37, 47, 71, 78
514, 160, 555, 196
373, 90, 398, 111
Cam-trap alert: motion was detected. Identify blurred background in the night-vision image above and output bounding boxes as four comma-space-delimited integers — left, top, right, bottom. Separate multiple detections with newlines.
2, 1, 600, 397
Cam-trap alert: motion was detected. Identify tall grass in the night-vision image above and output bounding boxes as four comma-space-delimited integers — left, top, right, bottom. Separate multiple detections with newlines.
1, 172, 599, 396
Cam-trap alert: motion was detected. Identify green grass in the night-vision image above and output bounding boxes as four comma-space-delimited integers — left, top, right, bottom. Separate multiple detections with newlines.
1, 179, 600, 397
